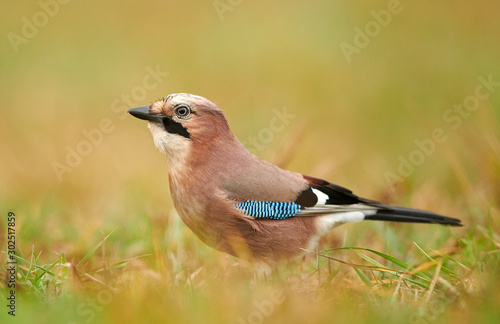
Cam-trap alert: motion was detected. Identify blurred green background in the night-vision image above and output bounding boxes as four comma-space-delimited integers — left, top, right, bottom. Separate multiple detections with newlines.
1, 1, 499, 323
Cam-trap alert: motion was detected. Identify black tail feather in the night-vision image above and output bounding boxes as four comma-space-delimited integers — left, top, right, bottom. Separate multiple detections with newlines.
365, 206, 462, 226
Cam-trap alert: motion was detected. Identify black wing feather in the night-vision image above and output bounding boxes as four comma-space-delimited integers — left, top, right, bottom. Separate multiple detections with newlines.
299, 175, 462, 226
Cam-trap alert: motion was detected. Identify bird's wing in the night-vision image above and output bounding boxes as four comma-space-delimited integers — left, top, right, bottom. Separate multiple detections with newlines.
233, 174, 383, 219
234, 174, 462, 226
295, 175, 386, 212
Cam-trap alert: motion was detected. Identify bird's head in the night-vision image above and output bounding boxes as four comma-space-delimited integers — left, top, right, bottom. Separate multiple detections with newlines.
128, 93, 233, 157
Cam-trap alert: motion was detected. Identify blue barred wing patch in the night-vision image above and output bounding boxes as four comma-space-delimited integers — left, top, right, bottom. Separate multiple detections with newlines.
235, 201, 301, 220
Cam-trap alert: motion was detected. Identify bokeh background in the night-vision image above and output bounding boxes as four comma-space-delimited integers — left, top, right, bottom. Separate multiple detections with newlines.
1, 1, 499, 323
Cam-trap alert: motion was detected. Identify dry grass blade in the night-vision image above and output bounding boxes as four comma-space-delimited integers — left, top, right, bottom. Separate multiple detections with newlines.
424, 261, 443, 303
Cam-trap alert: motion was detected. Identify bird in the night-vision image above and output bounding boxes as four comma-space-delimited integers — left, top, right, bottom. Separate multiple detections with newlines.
128, 93, 462, 265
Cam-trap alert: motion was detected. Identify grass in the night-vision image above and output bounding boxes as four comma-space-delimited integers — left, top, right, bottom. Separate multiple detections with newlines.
1, 0, 500, 323
1, 218, 499, 323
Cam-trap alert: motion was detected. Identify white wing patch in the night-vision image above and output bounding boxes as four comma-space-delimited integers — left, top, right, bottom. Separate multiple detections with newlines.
316, 211, 376, 233
307, 210, 377, 250
303, 188, 379, 216
312, 188, 329, 205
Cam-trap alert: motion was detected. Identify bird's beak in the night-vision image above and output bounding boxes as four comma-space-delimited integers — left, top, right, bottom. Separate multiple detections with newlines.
128, 106, 165, 122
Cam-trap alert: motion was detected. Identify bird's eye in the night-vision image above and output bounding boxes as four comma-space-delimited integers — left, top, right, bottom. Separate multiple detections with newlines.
174, 105, 191, 119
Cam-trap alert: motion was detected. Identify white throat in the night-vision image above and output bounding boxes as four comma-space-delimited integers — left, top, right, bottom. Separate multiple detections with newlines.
147, 122, 191, 173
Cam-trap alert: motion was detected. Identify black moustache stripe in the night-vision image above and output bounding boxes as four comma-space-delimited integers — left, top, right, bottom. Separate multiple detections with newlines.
162, 117, 191, 139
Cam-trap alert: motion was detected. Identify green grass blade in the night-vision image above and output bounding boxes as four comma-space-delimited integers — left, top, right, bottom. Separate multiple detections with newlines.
327, 246, 432, 280
328, 247, 410, 269
77, 228, 117, 267
414, 242, 458, 277
12, 254, 56, 277
354, 250, 388, 269
354, 267, 373, 287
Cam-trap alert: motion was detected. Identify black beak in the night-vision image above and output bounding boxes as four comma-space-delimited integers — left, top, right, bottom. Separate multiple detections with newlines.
128, 106, 165, 122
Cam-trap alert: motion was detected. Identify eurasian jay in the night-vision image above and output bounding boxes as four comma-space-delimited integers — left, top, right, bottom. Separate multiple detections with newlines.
128, 93, 462, 264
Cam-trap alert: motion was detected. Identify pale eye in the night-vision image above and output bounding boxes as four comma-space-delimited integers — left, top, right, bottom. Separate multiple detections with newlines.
174, 105, 191, 118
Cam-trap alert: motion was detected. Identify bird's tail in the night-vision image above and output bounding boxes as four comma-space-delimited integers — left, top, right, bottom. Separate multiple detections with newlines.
364, 206, 462, 226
